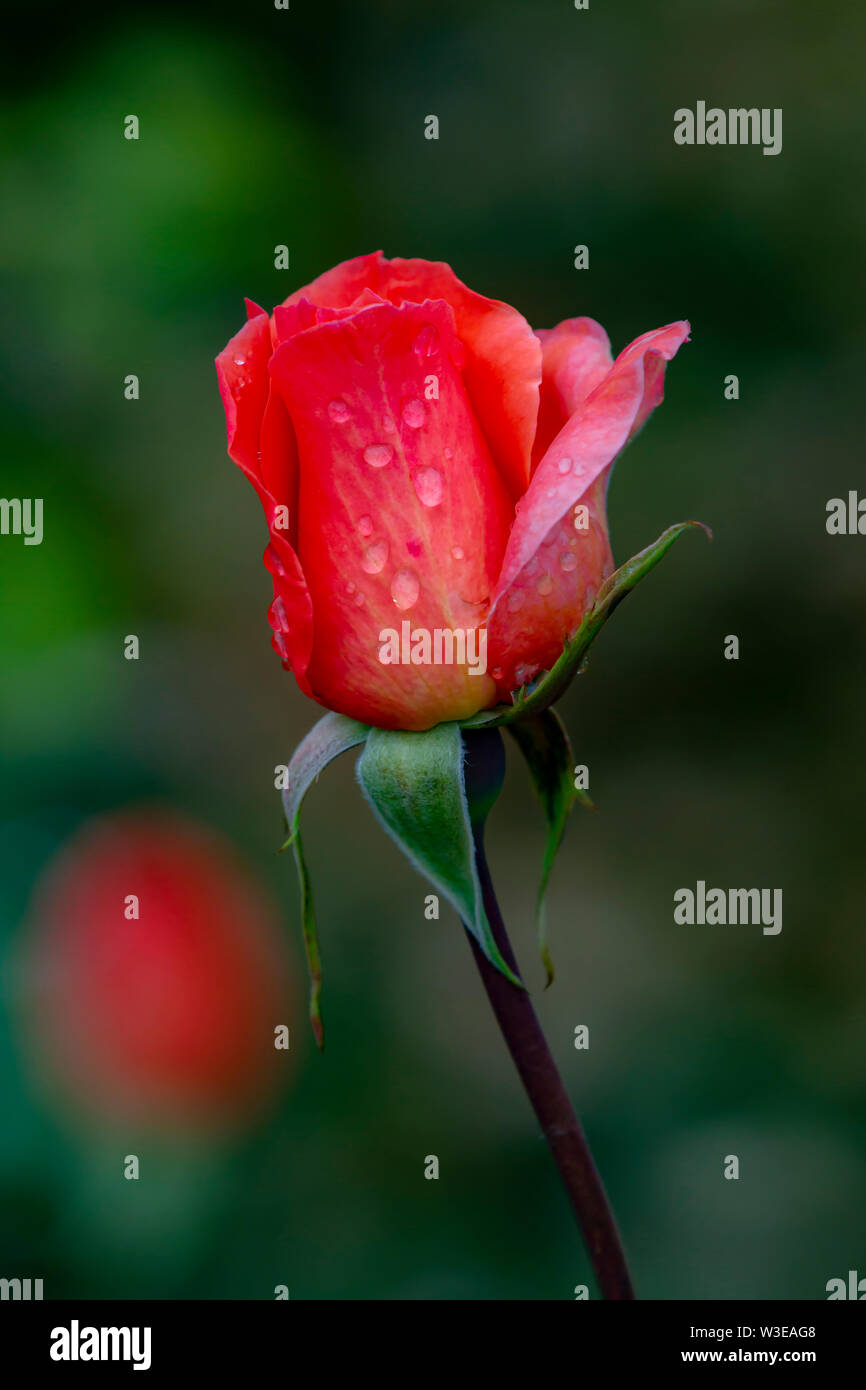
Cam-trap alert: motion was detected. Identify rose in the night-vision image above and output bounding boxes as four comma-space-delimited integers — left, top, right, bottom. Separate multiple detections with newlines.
216, 252, 688, 731
23, 810, 294, 1133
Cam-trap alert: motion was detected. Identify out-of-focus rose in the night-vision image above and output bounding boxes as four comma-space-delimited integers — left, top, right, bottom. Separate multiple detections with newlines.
22, 810, 293, 1134
216, 252, 688, 731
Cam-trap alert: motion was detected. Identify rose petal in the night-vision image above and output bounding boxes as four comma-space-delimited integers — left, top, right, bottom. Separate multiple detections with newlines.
215, 310, 273, 507
281, 251, 542, 502
487, 320, 690, 691
531, 317, 614, 470
216, 308, 313, 693
269, 296, 514, 729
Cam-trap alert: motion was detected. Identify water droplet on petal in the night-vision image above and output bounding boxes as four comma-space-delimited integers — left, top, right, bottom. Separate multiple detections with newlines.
443, 447, 453, 460
557, 456, 572, 475
413, 324, 439, 358
391, 568, 420, 611
328, 399, 351, 423
265, 544, 286, 578
345, 581, 356, 594
233, 355, 246, 367
451, 545, 465, 561
363, 443, 393, 468
536, 573, 553, 596
357, 515, 374, 537
491, 666, 504, 681
514, 662, 539, 687
354, 590, 366, 607
361, 539, 389, 574
413, 466, 443, 507
559, 551, 578, 572
402, 398, 426, 428
269, 596, 290, 631
507, 589, 524, 612
546, 488, 556, 499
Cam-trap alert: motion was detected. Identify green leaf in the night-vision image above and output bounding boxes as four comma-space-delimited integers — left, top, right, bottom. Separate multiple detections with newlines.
508, 708, 588, 986
280, 712, 370, 1048
356, 723, 522, 987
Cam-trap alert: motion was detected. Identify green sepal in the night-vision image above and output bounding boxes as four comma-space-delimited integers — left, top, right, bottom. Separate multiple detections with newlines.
356, 723, 522, 988
279, 712, 370, 1049
508, 708, 590, 987
461, 520, 711, 729
280, 711, 370, 849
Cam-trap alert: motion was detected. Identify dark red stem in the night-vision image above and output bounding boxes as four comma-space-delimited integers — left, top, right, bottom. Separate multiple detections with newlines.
467, 824, 635, 1300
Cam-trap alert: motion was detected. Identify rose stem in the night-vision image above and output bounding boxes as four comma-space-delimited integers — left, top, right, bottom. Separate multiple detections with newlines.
466, 821, 636, 1300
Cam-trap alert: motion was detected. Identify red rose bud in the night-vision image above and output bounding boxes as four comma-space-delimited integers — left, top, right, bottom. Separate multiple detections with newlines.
216, 252, 688, 731
21, 810, 294, 1134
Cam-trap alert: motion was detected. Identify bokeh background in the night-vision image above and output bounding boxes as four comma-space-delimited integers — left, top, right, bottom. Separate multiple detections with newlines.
2, 0, 864, 1299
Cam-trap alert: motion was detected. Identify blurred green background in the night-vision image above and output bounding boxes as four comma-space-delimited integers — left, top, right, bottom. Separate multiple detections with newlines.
1, 0, 864, 1299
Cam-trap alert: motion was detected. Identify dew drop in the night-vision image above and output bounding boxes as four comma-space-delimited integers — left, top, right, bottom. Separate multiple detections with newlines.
345, 581, 356, 594
514, 662, 540, 687
413, 324, 439, 358
491, 666, 504, 681
402, 398, 426, 429
233, 355, 246, 367
536, 573, 553, 596
391, 567, 420, 611
559, 551, 578, 572
328, 399, 351, 423
451, 545, 465, 561
354, 590, 366, 607
264, 544, 286, 578
363, 443, 393, 468
357, 515, 374, 537
557, 456, 572, 475
269, 596, 290, 632
443, 447, 453, 460
507, 589, 524, 612
413, 466, 443, 507
361, 539, 389, 574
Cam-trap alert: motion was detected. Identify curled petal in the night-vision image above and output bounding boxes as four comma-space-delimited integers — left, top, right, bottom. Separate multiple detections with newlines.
216, 308, 313, 692
487, 320, 690, 692
215, 309, 273, 507
531, 317, 614, 469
